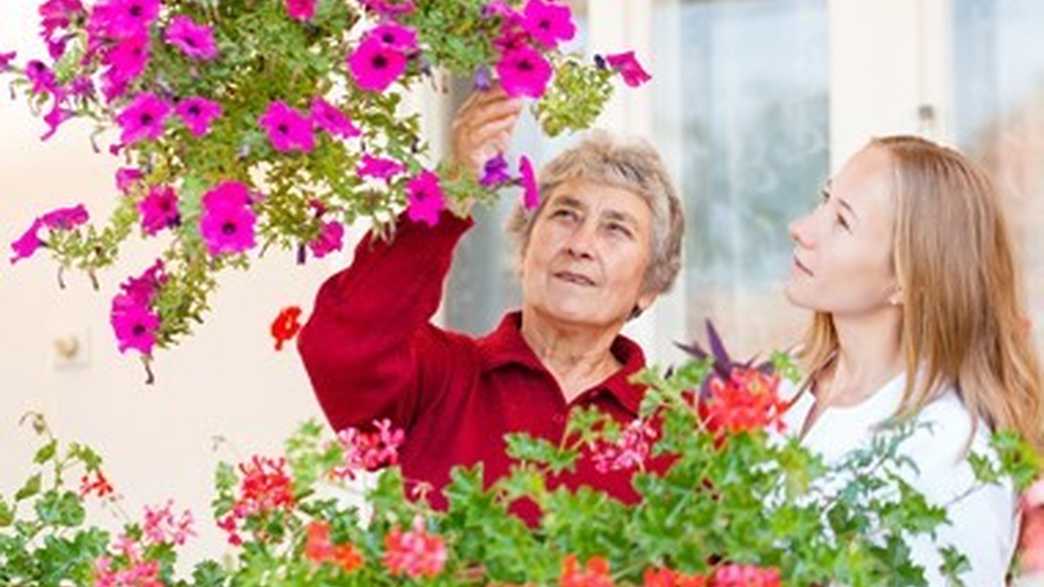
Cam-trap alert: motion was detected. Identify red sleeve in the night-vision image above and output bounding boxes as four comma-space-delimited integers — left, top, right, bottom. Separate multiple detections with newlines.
297, 211, 474, 434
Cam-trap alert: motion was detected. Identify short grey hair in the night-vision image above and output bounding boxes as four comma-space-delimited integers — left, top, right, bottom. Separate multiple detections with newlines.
506, 130, 685, 295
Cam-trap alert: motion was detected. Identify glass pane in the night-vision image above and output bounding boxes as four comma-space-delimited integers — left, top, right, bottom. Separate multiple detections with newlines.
444, 7, 589, 335
651, 0, 829, 357
953, 0, 1044, 352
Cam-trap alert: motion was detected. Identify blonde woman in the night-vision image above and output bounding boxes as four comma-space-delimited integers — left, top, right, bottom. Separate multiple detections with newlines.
781, 135, 1044, 584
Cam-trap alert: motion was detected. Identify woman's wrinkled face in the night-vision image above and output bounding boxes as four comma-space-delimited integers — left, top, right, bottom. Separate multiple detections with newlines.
521, 178, 657, 329
785, 146, 900, 316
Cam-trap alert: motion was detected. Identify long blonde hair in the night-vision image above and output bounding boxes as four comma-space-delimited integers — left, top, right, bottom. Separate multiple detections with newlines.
799, 135, 1044, 452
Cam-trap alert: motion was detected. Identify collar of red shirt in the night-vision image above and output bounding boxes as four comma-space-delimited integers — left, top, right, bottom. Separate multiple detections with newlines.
476, 311, 648, 415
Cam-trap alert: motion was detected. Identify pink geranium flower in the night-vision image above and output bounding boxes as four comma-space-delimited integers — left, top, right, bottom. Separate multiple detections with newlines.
347, 36, 407, 93
116, 92, 172, 144
496, 45, 552, 98
521, 0, 576, 48
285, 0, 316, 21
165, 15, 218, 60
518, 155, 540, 209
258, 101, 315, 153
200, 181, 257, 256
139, 185, 180, 235
307, 220, 345, 259
383, 516, 447, 579
405, 170, 446, 227
606, 51, 652, 87
175, 96, 222, 137
357, 154, 405, 180
310, 97, 361, 139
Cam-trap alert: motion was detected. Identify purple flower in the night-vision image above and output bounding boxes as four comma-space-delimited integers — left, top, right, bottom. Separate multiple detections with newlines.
26, 60, 58, 95
605, 51, 651, 88
357, 154, 405, 181
175, 96, 222, 137
116, 167, 143, 193
347, 36, 407, 93
406, 170, 446, 227
310, 97, 361, 139
10, 219, 44, 264
116, 92, 172, 144
521, 0, 576, 48
496, 45, 552, 98
518, 155, 539, 209
307, 221, 345, 259
139, 185, 180, 235
118, 259, 166, 306
366, 23, 418, 52
165, 15, 218, 60
41, 204, 89, 230
480, 153, 511, 188
473, 66, 492, 91
200, 181, 257, 256
69, 76, 96, 98
258, 101, 315, 153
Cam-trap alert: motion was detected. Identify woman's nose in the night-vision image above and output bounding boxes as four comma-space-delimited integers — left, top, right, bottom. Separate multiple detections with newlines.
788, 214, 815, 249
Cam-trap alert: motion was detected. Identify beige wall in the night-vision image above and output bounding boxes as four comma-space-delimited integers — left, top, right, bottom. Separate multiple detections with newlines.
0, 2, 344, 567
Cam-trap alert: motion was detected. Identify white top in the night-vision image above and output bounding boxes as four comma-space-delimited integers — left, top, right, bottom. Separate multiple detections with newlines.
780, 372, 1018, 586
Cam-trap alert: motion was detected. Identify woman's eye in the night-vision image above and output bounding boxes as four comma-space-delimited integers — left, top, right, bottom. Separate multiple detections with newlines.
608, 223, 632, 238
837, 215, 850, 230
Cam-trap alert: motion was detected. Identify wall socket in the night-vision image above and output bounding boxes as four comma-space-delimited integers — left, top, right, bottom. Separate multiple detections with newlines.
52, 327, 90, 370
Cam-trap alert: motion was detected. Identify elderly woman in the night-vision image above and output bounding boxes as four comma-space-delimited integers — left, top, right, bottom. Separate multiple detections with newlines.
297, 88, 684, 523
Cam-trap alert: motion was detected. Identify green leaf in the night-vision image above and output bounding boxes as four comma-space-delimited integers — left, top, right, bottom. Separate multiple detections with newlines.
15, 473, 42, 502
938, 545, 970, 587
34, 490, 86, 528
0, 497, 14, 527
33, 440, 57, 465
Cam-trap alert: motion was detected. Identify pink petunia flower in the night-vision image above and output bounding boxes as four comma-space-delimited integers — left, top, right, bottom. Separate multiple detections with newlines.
496, 45, 552, 98
199, 181, 257, 256
307, 220, 345, 259
366, 22, 418, 52
347, 36, 407, 93
285, 0, 316, 22
310, 97, 361, 139
518, 155, 540, 209
165, 15, 218, 60
605, 51, 652, 88
357, 154, 405, 180
258, 101, 315, 153
116, 167, 143, 193
41, 98, 72, 141
175, 96, 222, 137
41, 204, 89, 230
39, 0, 84, 40
103, 0, 160, 39
358, 0, 415, 18
138, 185, 180, 235
521, 0, 576, 48
25, 60, 58, 94
0, 51, 16, 71
116, 92, 172, 144
103, 33, 151, 87
405, 170, 446, 227
10, 219, 45, 264
110, 296, 161, 355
